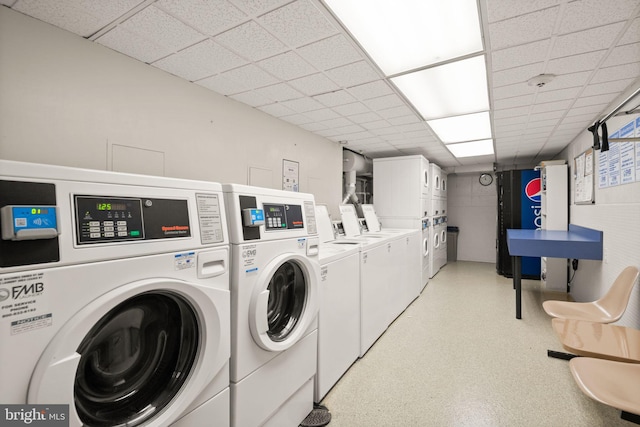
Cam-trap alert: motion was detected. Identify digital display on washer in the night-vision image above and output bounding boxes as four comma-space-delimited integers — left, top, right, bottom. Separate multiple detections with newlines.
75, 196, 144, 244
263, 203, 304, 231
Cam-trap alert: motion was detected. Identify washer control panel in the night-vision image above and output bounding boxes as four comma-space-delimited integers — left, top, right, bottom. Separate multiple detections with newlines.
75, 196, 144, 244
263, 203, 304, 231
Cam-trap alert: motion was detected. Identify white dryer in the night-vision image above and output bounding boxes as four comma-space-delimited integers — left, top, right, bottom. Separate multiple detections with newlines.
223, 184, 320, 427
0, 160, 230, 427
429, 217, 441, 278
314, 205, 360, 402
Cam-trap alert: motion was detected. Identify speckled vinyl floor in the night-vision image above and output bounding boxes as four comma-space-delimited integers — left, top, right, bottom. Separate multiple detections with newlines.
320, 261, 631, 427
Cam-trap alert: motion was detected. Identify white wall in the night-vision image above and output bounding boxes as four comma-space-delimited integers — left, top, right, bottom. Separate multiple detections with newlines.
559, 85, 640, 328
447, 173, 497, 263
0, 7, 342, 214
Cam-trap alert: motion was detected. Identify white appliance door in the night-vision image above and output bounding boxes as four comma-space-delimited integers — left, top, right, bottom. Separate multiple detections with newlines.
28, 278, 229, 427
250, 253, 318, 352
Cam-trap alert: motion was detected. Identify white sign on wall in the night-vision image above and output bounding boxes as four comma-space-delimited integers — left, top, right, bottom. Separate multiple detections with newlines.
598, 117, 640, 188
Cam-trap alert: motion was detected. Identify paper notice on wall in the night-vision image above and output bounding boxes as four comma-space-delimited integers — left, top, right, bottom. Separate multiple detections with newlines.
282, 159, 299, 192
620, 121, 635, 184
608, 135, 621, 187
598, 150, 608, 188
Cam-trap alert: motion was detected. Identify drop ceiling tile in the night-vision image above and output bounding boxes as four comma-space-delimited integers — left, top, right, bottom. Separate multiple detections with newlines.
552, 22, 626, 58
530, 99, 572, 114
279, 96, 324, 113
230, 91, 272, 106
214, 20, 287, 61
591, 62, 640, 83
13, 0, 142, 37
558, 0, 639, 34
552, 128, 582, 137
495, 123, 524, 133
332, 124, 367, 135
220, 64, 279, 91
1, 0, 16, 5
326, 61, 381, 88
196, 74, 248, 94
121, 5, 206, 52
257, 51, 316, 80
347, 131, 376, 141
536, 87, 581, 103
492, 40, 550, 71
388, 115, 421, 126
252, 83, 303, 102
492, 83, 536, 100
299, 122, 329, 132
157, 0, 247, 36
383, 133, 409, 142
529, 110, 564, 122
565, 104, 606, 117
319, 117, 354, 128
493, 63, 544, 88
561, 113, 599, 124
572, 93, 617, 108
494, 116, 528, 127
603, 43, 640, 67
228, 0, 291, 16
547, 50, 607, 74
348, 81, 395, 100
485, 0, 560, 23
361, 120, 394, 131
297, 34, 362, 70
289, 73, 340, 96
497, 129, 525, 138
619, 17, 640, 45
153, 39, 247, 81
398, 123, 429, 133
363, 94, 405, 111
371, 127, 400, 136
257, 103, 295, 117
280, 114, 314, 125
313, 90, 357, 107
316, 128, 344, 138
348, 112, 383, 124
97, 26, 168, 63
583, 78, 636, 97
333, 102, 370, 116
494, 106, 531, 119
377, 106, 415, 120
494, 95, 535, 110
542, 71, 591, 90
258, 0, 337, 47
489, 7, 559, 50
524, 123, 555, 134
304, 108, 341, 121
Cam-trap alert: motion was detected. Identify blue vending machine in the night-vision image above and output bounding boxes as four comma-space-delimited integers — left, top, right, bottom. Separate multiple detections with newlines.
496, 169, 541, 279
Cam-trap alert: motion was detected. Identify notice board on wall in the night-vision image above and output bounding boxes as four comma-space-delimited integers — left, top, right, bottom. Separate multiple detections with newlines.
575, 147, 595, 204
597, 115, 640, 190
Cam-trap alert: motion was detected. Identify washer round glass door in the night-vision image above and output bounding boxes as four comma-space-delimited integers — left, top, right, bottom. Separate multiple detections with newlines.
74, 291, 198, 426
250, 253, 318, 352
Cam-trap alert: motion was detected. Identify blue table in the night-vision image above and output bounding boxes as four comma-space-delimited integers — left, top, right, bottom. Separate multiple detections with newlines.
506, 225, 603, 319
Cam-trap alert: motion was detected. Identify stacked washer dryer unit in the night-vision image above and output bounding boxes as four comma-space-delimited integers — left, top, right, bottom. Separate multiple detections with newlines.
223, 184, 320, 427
373, 155, 431, 291
430, 166, 448, 274
313, 204, 360, 402
0, 160, 231, 427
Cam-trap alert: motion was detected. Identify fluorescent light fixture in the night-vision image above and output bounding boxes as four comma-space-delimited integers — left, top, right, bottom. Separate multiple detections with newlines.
324, 0, 483, 76
427, 111, 492, 143
446, 139, 494, 158
391, 55, 489, 120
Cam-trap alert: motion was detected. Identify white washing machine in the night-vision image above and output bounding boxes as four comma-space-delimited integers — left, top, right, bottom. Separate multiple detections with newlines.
0, 160, 230, 427
337, 204, 397, 357
437, 217, 448, 271
429, 217, 441, 278
223, 184, 320, 427
314, 205, 360, 402
422, 217, 431, 289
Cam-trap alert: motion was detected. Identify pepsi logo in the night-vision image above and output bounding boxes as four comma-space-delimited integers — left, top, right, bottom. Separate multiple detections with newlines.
525, 178, 541, 203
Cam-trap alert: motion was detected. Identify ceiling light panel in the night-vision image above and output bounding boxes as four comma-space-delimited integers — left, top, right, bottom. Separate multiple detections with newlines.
391, 55, 489, 120
324, 0, 483, 75
446, 139, 494, 157
427, 112, 492, 143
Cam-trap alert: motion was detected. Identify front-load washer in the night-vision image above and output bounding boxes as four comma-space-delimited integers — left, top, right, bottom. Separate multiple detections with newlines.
313, 205, 360, 402
223, 184, 320, 427
422, 217, 431, 287
0, 160, 230, 427
429, 217, 440, 278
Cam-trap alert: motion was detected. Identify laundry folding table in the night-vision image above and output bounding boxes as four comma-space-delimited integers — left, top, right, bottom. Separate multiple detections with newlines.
506, 225, 603, 319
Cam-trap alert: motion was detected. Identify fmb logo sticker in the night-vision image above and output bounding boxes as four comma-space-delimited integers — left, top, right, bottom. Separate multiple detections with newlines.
0, 405, 68, 426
